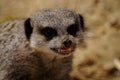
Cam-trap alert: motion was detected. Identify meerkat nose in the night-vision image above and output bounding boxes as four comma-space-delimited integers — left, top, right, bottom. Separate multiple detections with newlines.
63, 40, 72, 48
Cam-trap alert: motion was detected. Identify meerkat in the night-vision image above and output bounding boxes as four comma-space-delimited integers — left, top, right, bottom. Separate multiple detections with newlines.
0, 8, 84, 80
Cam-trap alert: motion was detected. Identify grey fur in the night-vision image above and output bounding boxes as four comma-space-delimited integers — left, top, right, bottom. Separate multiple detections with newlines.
0, 8, 84, 80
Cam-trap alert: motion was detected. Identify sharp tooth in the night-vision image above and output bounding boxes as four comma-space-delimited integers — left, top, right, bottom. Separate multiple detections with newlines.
58, 49, 60, 53
60, 49, 62, 53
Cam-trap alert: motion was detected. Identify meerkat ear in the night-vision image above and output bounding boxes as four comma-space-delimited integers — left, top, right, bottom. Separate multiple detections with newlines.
24, 18, 33, 40
78, 14, 85, 32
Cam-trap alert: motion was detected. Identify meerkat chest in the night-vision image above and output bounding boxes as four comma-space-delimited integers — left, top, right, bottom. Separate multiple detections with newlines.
39, 57, 72, 80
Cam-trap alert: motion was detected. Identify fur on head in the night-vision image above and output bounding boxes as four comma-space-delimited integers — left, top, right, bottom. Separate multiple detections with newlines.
24, 8, 84, 56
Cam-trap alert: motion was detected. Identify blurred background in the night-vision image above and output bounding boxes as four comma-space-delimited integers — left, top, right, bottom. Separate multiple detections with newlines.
0, 0, 120, 80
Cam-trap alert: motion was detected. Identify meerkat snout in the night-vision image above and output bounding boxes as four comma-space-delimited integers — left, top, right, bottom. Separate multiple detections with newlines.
63, 40, 72, 47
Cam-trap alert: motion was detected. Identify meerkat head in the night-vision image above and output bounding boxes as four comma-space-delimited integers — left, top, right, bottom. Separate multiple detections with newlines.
24, 8, 84, 57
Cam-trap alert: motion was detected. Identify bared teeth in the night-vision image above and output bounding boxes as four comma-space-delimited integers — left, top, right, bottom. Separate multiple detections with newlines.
58, 49, 60, 53
52, 44, 76, 55
60, 49, 69, 54
60, 47, 71, 54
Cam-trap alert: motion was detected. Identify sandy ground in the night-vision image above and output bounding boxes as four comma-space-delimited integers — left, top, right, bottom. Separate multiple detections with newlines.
0, 0, 120, 80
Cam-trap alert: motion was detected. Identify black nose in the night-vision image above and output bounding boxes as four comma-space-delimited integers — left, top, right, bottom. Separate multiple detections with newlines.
63, 40, 72, 47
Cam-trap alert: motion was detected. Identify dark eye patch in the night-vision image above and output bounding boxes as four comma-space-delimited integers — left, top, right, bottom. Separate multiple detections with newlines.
40, 27, 57, 40
67, 24, 79, 36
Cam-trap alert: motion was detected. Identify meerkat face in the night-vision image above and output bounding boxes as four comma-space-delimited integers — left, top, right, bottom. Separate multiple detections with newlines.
24, 9, 84, 56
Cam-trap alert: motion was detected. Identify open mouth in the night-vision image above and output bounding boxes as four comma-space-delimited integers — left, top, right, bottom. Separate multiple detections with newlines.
51, 44, 76, 55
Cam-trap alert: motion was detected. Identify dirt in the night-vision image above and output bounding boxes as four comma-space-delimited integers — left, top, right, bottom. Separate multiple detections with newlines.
0, 0, 120, 80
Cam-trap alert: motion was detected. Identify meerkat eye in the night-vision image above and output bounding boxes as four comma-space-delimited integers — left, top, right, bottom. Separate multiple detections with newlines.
67, 24, 79, 36
40, 27, 57, 40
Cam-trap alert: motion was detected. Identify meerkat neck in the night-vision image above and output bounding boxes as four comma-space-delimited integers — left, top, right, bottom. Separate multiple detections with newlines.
34, 50, 73, 68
